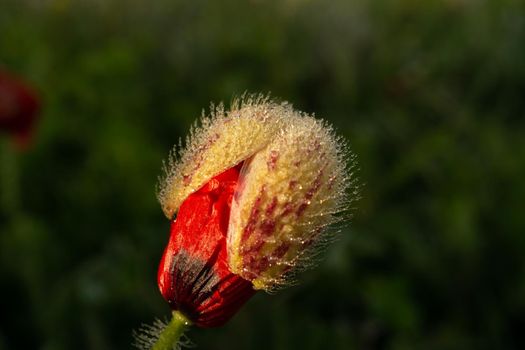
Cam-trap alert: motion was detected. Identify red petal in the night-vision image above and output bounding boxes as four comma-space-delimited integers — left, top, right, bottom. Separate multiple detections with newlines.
157, 163, 255, 327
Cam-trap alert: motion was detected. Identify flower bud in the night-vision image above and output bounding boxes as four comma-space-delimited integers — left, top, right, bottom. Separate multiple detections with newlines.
157, 94, 356, 326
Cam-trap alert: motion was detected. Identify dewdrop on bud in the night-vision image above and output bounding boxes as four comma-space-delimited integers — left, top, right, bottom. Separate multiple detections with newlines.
154, 94, 357, 342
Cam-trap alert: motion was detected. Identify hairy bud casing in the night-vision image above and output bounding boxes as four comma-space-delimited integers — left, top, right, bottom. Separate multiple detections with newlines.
157, 94, 358, 325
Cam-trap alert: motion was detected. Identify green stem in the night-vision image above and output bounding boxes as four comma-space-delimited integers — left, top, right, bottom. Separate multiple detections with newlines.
152, 311, 191, 350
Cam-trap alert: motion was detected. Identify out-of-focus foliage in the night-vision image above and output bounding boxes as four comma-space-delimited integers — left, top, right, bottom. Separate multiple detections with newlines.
1, 0, 524, 349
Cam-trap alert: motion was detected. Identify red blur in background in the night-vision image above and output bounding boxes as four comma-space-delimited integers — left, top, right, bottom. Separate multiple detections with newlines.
0, 70, 40, 149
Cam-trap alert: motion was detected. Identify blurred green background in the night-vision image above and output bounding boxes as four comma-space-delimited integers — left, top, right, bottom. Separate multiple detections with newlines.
1, 0, 524, 349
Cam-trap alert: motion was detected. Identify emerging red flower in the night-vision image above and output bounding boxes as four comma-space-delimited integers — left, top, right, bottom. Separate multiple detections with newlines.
0, 70, 40, 148
157, 163, 256, 327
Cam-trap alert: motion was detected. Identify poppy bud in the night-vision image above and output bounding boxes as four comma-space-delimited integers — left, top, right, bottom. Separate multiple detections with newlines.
154, 94, 357, 338
0, 70, 40, 148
